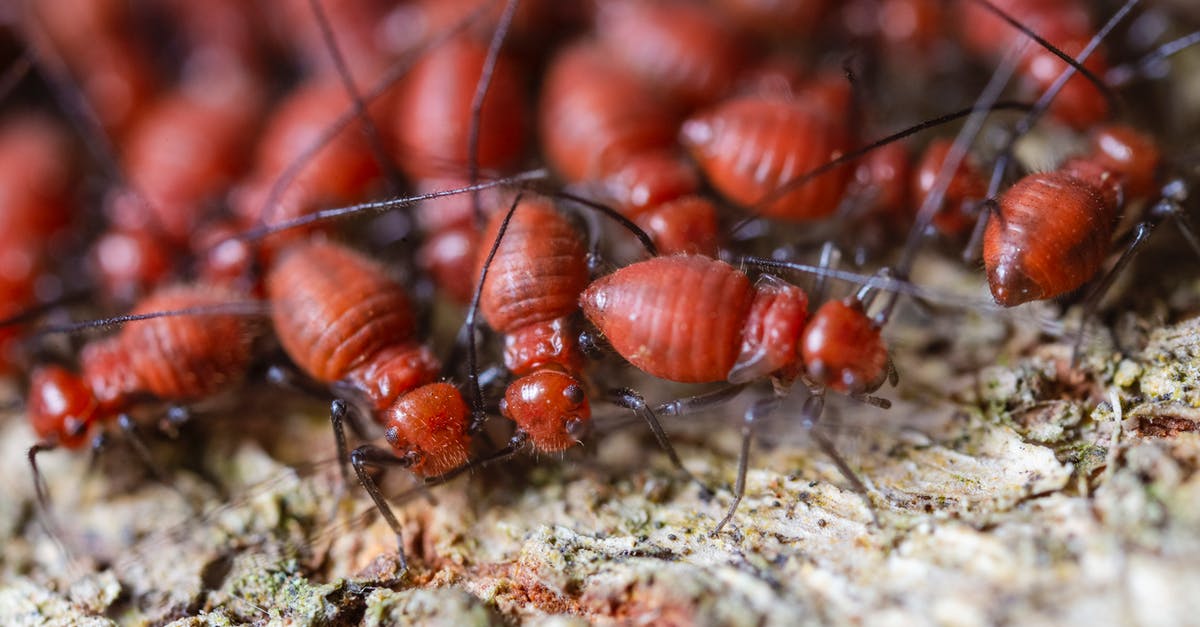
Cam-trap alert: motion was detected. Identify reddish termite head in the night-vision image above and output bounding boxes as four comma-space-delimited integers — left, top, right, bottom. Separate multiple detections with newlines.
800, 298, 889, 394
499, 370, 592, 453
382, 382, 472, 477
28, 365, 99, 450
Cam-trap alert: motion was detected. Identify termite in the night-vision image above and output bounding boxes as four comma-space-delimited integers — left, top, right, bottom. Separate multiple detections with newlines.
26, 284, 261, 520
580, 253, 896, 532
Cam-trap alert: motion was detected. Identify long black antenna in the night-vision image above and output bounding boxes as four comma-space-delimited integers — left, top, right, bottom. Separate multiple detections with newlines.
32, 301, 269, 338
468, 0, 521, 226
465, 193, 525, 432
238, 169, 548, 242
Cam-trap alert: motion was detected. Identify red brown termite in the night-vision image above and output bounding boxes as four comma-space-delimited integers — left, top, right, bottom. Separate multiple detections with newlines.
392, 32, 528, 182
474, 197, 594, 453
25, 283, 261, 535
265, 238, 473, 569
680, 89, 855, 222
580, 254, 896, 532
94, 73, 267, 300
911, 137, 989, 238
539, 43, 720, 256
982, 123, 1199, 311
939, 2, 1200, 322
231, 79, 386, 260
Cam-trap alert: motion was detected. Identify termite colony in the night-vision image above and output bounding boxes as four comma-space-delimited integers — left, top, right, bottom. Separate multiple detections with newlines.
1, 0, 1199, 617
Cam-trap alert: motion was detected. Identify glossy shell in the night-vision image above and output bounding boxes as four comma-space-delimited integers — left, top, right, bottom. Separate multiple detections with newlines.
801, 299, 888, 393
681, 96, 852, 220
267, 240, 417, 383
394, 35, 528, 180
478, 199, 588, 334
984, 170, 1119, 306
581, 255, 753, 383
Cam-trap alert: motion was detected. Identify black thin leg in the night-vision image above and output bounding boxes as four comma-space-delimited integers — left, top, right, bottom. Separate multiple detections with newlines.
806, 394, 881, 525
350, 444, 417, 570
329, 399, 355, 491
712, 395, 781, 536
27, 441, 75, 563
1071, 221, 1155, 365
468, 0, 521, 225
28, 442, 55, 513
611, 388, 714, 498
118, 414, 196, 512
655, 384, 749, 417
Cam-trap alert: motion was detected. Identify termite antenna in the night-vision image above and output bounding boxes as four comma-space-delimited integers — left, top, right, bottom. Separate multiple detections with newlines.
256, 2, 497, 229
736, 255, 1003, 312
965, 0, 1120, 114
550, 189, 659, 256
30, 301, 269, 338
238, 169, 549, 242
306, 0, 403, 192
983, 0, 1141, 203
469, 0, 521, 227
466, 193, 526, 432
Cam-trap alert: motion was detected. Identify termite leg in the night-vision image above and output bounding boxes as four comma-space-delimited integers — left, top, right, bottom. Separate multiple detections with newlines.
27, 441, 55, 513
117, 413, 196, 512
329, 399, 357, 492
1071, 221, 1156, 365
712, 394, 782, 536
27, 441, 75, 562
611, 387, 714, 499
386, 433, 529, 507
656, 384, 749, 418
802, 392, 881, 526
349, 444, 418, 571
1151, 179, 1200, 261
812, 242, 842, 308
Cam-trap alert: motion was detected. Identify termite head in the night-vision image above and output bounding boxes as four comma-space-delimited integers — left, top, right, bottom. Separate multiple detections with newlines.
383, 382, 471, 477
28, 365, 100, 450
499, 370, 591, 453
801, 298, 889, 394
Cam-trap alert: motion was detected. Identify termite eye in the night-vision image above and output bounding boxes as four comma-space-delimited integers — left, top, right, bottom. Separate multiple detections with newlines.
497, 398, 509, 417
563, 384, 585, 406
385, 426, 401, 446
